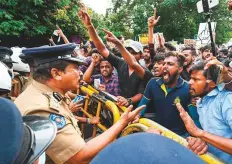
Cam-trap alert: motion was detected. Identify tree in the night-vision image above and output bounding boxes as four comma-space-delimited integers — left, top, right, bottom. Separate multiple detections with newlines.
108, 0, 232, 44
1, 0, 231, 46
0, 0, 88, 39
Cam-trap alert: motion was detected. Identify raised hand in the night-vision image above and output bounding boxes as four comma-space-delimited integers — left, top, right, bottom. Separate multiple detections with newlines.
91, 53, 101, 65
77, 3, 92, 27
102, 29, 120, 45
176, 102, 204, 137
204, 57, 230, 84
148, 8, 160, 28
56, 26, 65, 37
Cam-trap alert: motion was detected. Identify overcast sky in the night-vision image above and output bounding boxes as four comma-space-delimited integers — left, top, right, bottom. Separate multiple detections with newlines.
82, 0, 112, 15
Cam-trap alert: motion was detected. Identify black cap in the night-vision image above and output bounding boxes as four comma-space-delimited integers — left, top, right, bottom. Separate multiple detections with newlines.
0, 46, 17, 64
91, 133, 205, 164
20, 43, 87, 66
0, 98, 57, 164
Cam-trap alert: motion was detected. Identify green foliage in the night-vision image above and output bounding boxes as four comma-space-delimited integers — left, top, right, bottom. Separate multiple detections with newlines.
1, 0, 231, 45
109, 0, 232, 44
0, 0, 88, 39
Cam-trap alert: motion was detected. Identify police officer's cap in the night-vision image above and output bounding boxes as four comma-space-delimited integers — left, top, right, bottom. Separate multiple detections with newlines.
0, 46, 17, 64
20, 43, 87, 66
91, 133, 205, 164
0, 98, 57, 164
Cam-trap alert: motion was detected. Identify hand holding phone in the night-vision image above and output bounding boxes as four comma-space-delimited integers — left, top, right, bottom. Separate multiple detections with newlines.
206, 64, 222, 85
73, 95, 85, 103
94, 79, 101, 89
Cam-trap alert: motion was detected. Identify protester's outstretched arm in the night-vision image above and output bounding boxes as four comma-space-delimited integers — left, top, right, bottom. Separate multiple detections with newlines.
148, 8, 160, 44
55, 25, 69, 44
176, 102, 232, 155
78, 4, 110, 58
83, 53, 101, 83
67, 105, 146, 164
102, 29, 145, 79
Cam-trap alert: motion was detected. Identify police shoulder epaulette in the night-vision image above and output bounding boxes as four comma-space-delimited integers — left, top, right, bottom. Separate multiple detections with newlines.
43, 92, 61, 111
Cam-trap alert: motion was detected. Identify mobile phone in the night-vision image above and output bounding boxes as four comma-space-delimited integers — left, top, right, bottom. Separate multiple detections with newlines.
74, 95, 85, 103
53, 30, 58, 36
206, 64, 222, 85
94, 79, 101, 89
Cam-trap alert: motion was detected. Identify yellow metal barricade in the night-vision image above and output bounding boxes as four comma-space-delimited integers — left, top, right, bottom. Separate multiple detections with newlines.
121, 118, 224, 164
80, 85, 121, 136
80, 85, 223, 164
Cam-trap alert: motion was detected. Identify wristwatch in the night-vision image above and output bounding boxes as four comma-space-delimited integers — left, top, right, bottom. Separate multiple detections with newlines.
127, 98, 133, 105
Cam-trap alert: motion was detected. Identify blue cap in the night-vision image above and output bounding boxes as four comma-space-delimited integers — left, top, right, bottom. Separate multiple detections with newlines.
91, 133, 205, 164
20, 43, 87, 66
0, 98, 24, 164
0, 98, 56, 164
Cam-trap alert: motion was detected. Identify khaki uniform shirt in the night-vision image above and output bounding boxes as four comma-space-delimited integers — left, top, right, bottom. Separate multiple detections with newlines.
14, 80, 85, 164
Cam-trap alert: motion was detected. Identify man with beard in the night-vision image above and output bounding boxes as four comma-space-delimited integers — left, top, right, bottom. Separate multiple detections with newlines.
78, 6, 144, 107
201, 45, 214, 61
143, 46, 154, 71
176, 61, 232, 163
180, 46, 202, 128
181, 46, 197, 81
137, 52, 192, 136
83, 53, 120, 96
135, 52, 208, 155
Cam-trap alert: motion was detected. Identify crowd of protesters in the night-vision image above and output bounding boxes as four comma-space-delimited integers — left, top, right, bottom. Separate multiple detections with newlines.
1, 1, 232, 164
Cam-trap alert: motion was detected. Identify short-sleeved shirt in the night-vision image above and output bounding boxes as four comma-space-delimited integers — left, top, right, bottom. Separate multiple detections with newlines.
143, 77, 191, 135
91, 74, 120, 96
197, 87, 232, 163
14, 80, 85, 164
107, 53, 144, 99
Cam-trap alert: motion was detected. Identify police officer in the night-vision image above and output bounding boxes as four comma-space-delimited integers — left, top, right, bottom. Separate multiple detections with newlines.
14, 43, 145, 164
0, 61, 12, 98
0, 46, 17, 78
0, 98, 56, 164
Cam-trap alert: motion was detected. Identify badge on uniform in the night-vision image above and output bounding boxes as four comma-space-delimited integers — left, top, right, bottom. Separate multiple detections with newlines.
49, 114, 66, 129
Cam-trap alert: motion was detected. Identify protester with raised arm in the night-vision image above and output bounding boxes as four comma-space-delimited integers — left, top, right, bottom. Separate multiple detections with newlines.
176, 61, 232, 163
78, 4, 144, 107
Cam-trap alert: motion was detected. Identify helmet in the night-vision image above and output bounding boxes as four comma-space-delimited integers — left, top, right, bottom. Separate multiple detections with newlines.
0, 98, 57, 164
11, 47, 30, 73
0, 46, 16, 64
0, 61, 12, 91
